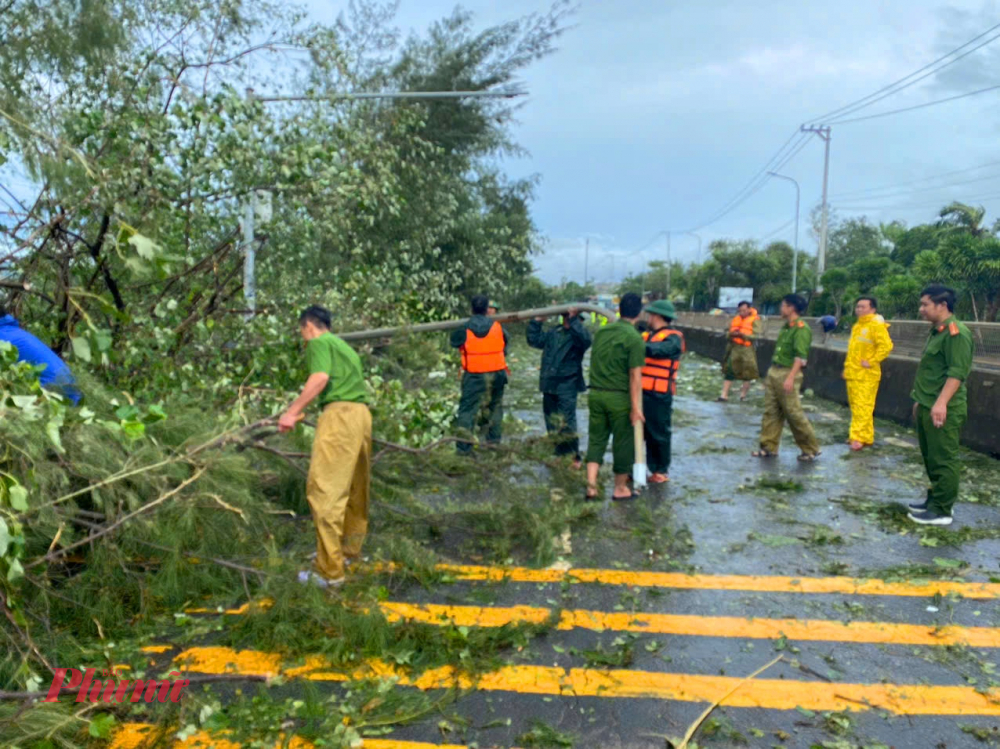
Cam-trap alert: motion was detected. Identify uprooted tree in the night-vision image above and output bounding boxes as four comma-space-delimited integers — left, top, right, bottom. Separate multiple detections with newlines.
0, 0, 573, 710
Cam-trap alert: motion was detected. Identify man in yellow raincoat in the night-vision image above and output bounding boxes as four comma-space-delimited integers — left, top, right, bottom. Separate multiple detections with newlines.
843, 296, 893, 451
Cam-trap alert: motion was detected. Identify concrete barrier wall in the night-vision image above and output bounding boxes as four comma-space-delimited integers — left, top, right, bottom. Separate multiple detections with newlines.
678, 326, 1000, 457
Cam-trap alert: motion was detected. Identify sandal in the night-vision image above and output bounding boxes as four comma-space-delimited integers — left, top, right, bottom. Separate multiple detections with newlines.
716, 397, 729, 402
797, 452, 822, 462
612, 490, 640, 501
751, 449, 776, 458
649, 473, 670, 483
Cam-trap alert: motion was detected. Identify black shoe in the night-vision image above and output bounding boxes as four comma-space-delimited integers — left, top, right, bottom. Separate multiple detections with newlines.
907, 500, 928, 512
907, 510, 953, 526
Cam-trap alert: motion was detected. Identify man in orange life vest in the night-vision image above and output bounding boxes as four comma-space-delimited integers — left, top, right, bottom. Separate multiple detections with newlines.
641, 300, 685, 483
719, 301, 759, 402
451, 294, 509, 454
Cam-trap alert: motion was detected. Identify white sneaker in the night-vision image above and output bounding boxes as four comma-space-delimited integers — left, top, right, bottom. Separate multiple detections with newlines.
297, 571, 345, 588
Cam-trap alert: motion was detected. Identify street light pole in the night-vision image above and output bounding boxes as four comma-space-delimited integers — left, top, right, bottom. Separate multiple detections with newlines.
665, 231, 671, 298
767, 171, 800, 295
685, 231, 702, 263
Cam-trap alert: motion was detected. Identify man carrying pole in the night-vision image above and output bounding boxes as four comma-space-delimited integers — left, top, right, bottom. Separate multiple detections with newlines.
279, 306, 371, 588
527, 307, 591, 467
584, 293, 645, 500
451, 294, 509, 454
907, 285, 973, 526
843, 296, 893, 451
640, 300, 685, 483
718, 301, 759, 403
752, 294, 821, 462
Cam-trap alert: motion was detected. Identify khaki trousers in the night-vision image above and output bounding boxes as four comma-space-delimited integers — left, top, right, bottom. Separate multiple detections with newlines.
307, 401, 372, 581
759, 366, 819, 455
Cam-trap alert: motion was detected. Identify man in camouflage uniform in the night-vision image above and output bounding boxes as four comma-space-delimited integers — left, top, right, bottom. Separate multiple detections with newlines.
753, 294, 820, 461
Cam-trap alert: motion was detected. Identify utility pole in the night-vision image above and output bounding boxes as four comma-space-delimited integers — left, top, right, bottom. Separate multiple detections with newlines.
767, 171, 800, 295
584, 237, 589, 287
801, 125, 831, 291
242, 192, 256, 318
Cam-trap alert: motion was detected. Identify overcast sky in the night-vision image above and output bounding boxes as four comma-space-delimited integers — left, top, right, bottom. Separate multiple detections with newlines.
301, 0, 1000, 285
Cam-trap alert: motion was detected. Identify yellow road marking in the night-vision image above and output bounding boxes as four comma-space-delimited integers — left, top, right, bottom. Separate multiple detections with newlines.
169, 646, 1000, 716
183, 600, 1000, 649
380, 601, 1000, 648
435, 563, 1000, 599
111, 723, 476, 748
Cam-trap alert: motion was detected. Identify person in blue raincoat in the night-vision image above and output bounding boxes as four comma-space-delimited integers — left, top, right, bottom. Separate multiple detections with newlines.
0, 305, 82, 404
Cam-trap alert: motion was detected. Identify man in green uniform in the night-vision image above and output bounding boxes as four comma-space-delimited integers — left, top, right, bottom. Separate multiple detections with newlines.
641, 300, 684, 483
279, 306, 371, 588
753, 294, 821, 461
585, 292, 645, 500
907, 285, 974, 526
527, 307, 592, 467
451, 295, 509, 454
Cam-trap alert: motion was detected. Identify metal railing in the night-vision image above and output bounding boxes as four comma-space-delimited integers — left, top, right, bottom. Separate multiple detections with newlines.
676, 313, 1000, 370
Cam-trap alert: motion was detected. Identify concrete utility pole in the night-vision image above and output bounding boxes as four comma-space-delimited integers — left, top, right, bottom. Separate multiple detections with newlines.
767, 171, 800, 295
240, 87, 528, 315
801, 125, 831, 291
584, 237, 589, 287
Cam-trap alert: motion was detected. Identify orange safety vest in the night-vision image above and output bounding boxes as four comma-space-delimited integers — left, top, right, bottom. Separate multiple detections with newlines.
641, 328, 685, 395
729, 310, 758, 347
460, 321, 507, 374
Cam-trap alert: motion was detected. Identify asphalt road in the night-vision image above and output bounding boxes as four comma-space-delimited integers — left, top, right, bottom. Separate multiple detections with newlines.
111, 354, 1000, 749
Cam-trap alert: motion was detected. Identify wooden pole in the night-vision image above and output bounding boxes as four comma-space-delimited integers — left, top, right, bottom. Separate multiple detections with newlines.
336, 304, 615, 343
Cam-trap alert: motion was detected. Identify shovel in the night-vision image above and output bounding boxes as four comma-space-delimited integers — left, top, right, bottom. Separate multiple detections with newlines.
632, 417, 647, 489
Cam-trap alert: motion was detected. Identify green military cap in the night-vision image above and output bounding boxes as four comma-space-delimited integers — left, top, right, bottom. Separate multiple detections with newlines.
645, 299, 676, 319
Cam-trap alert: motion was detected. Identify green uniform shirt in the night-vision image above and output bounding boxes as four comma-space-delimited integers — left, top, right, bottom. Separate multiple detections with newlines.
588, 320, 645, 392
306, 332, 368, 406
772, 319, 812, 368
910, 316, 974, 409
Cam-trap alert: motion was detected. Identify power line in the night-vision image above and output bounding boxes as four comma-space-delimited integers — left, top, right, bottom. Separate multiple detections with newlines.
759, 217, 796, 242
681, 130, 810, 233
832, 170, 1000, 202
831, 159, 1000, 198
807, 21, 1000, 124
836, 189, 1000, 212
827, 82, 1000, 125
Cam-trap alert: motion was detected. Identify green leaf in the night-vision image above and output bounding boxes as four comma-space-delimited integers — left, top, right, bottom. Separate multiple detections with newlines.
143, 404, 167, 423
88, 713, 116, 739
7, 557, 24, 582
10, 395, 36, 409
115, 405, 139, 421
8, 485, 28, 512
45, 419, 64, 452
933, 557, 964, 569
128, 234, 159, 260
0, 519, 9, 556
121, 420, 146, 440
94, 330, 113, 352
71, 336, 92, 362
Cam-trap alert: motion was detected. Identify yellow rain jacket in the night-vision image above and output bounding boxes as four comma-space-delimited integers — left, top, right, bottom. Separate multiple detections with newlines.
844, 313, 894, 380
844, 313, 894, 445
